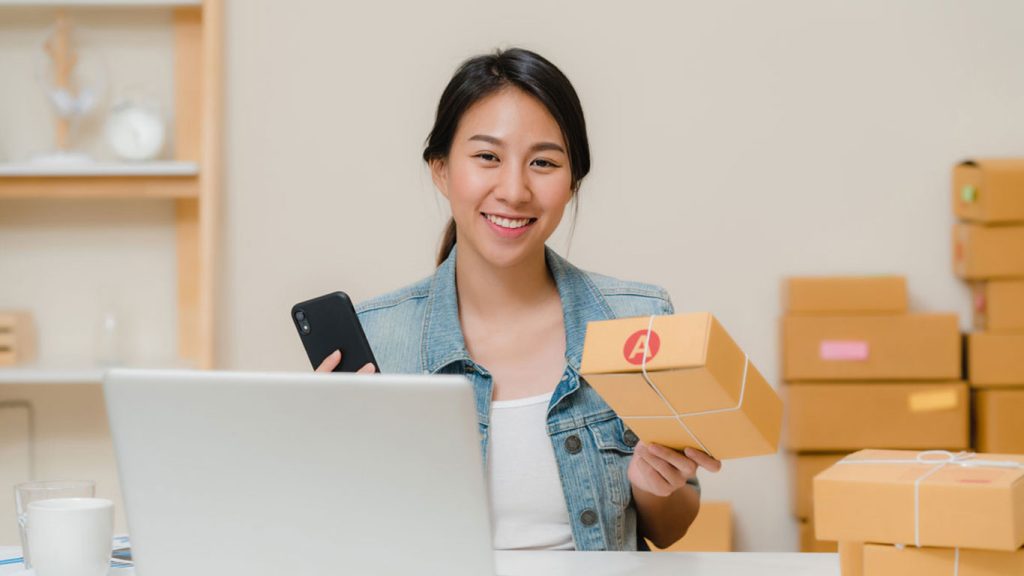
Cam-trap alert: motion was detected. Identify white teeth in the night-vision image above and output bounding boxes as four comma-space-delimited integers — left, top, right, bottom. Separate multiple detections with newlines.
485, 214, 531, 229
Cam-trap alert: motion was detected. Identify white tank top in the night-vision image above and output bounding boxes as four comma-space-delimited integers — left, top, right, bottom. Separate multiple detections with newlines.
487, 391, 575, 550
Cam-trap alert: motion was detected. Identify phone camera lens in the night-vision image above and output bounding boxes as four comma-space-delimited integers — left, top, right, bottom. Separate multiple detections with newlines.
295, 310, 306, 321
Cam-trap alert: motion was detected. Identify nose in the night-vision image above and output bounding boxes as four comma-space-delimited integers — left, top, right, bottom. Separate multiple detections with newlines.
493, 163, 531, 206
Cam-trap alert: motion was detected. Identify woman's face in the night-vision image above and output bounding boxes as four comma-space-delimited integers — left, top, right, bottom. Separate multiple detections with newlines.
432, 87, 573, 269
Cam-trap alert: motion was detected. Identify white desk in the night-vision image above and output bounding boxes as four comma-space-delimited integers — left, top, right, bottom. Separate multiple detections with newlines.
1, 548, 839, 575
496, 551, 839, 575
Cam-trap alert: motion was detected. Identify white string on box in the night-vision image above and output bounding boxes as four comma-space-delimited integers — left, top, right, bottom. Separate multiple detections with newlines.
894, 543, 960, 576
837, 450, 1024, 548
636, 314, 751, 460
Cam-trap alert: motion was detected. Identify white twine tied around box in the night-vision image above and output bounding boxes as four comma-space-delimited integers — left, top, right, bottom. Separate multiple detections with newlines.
635, 314, 750, 460
839, 450, 1024, 576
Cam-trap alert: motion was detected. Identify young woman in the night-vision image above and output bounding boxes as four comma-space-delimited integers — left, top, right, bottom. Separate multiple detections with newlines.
317, 48, 721, 552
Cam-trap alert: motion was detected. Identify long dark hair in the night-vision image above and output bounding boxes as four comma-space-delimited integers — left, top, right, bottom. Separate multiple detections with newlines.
423, 48, 591, 266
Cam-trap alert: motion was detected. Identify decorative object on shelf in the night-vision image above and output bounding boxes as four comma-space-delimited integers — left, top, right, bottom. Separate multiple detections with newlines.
31, 10, 108, 166
105, 90, 167, 162
0, 311, 37, 366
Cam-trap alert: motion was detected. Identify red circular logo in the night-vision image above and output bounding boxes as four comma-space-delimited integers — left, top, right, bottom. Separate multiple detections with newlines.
623, 329, 660, 365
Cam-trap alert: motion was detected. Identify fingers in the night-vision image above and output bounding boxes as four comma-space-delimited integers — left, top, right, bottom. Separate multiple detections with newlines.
315, 350, 341, 373
632, 449, 673, 496
644, 442, 697, 479
684, 447, 723, 473
316, 352, 377, 375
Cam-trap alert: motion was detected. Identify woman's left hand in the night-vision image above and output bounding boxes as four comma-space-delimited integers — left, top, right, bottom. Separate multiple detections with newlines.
628, 442, 722, 498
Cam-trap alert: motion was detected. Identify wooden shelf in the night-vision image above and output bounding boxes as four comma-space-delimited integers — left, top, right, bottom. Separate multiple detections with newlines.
0, 1, 201, 6
0, 162, 200, 199
0, 161, 199, 177
0, 367, 106, 384
0, 0, 221, 369
0, 362, 196, 384
0, 177, 198, 199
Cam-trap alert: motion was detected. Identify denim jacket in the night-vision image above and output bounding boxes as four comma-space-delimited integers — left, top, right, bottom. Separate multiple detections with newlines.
355, 245, 699, 551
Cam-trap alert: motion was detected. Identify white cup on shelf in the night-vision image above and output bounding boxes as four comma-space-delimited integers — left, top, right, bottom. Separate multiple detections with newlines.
27, 497, 113, 576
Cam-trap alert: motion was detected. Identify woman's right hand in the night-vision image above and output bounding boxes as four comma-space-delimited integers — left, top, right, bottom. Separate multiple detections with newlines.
315, 350, 376, 374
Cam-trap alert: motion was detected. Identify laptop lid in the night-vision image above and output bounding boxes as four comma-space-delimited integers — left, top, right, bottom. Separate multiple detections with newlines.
104, 369, 496, 576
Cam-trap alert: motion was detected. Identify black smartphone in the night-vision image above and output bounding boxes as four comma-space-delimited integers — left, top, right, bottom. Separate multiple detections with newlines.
291, 291, 378, 373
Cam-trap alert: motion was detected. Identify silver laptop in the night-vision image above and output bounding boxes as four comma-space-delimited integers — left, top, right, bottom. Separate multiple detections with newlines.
104, 369, 496, 576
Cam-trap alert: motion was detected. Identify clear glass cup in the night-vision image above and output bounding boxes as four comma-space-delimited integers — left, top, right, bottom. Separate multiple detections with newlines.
15, 480, 96, 568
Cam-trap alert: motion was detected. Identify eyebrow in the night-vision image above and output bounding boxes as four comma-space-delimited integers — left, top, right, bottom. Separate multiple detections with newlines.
468, 134, 566, 154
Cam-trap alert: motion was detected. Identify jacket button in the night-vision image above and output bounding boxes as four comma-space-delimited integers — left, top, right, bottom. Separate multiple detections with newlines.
580, 509, 598, 526
564, 434, 582, 454
623, 429, 639, 447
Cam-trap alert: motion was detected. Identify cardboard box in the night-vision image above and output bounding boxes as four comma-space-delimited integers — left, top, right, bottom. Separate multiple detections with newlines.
0, 311, 35, 366
649, 501, 732, 552
969, 332, 1024, 387
580, 313, 783, 460
863, 543, 1024, 576
785, 382, 969, 451
784, 276, 908, 315
953, 223, 1024, 280
814, 449, 1024, 551
792, 453, 848, 519
974, 388, 1024, 454
838, 542, 864, 576
953, 158, 1024, 224
782, 314, 961, 381
799, 518, 837, 553
972, 280, 1024, 331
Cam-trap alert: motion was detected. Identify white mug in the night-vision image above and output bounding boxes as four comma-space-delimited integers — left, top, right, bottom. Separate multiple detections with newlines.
27, 497, 113, 576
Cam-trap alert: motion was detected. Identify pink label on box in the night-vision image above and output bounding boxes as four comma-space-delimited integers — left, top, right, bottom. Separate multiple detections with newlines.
819, 340, 869, 361
974, 291, 986, 313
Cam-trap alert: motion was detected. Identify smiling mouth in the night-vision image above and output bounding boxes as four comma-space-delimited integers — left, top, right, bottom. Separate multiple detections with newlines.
482, 212, 537, 230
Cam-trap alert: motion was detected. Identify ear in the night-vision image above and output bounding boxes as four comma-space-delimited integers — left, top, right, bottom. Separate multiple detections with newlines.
430, 158, 450, 199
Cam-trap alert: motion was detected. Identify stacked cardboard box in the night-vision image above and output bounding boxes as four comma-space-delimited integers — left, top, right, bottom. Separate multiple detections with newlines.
781, 277, 966, 552
648, 501, 733, 552
816, 450, 1024, 575
953, 159, 1024, 455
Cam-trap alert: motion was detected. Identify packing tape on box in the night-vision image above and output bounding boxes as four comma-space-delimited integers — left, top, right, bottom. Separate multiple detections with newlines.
636, 314, 749, 460
838, 450, 1024, 548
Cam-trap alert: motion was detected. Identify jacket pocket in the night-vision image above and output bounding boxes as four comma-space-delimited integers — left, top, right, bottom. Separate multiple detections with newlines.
587, 416, 634, 507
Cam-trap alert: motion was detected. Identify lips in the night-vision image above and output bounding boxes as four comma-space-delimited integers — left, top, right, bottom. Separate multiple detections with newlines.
482, 212, 536, 229
481, 212, 536, 238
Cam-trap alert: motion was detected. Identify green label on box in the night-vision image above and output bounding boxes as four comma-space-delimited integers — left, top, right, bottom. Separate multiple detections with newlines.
961, 185, 978, 203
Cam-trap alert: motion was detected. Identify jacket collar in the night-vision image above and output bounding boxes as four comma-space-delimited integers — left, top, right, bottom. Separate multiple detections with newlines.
421, 245, 615, 375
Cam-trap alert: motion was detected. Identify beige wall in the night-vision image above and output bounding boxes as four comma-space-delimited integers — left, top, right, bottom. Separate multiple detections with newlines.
220, 0, 1024, 551
3, 0, 1024, 552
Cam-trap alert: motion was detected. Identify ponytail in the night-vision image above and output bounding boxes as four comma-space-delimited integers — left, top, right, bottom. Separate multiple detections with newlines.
436, 218, 457, 266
